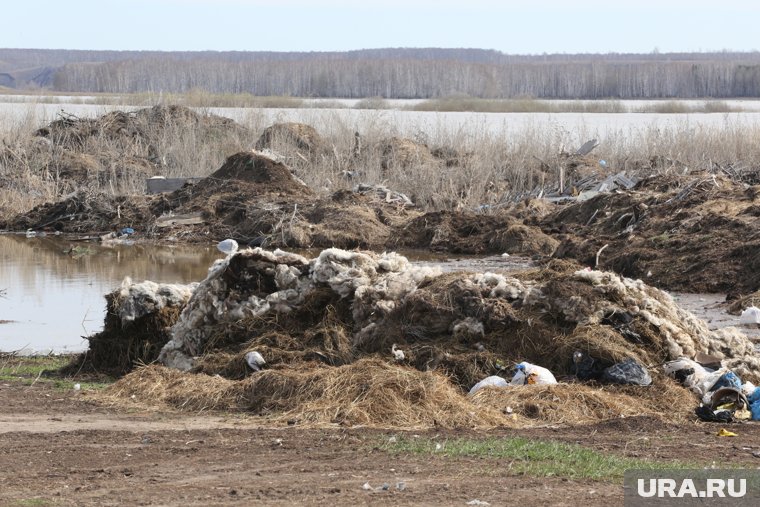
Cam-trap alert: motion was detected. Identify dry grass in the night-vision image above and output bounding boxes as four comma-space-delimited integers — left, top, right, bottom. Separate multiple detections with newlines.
3, 99, 760, 219
102, 360, 697, 429
470, 377, 695, 425
411, 97, 628, 113
104, 359, 509, 428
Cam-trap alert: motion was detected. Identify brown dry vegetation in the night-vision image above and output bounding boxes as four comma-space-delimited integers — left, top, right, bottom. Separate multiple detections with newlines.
544, 172, 760, 293
4, 105, 760, 296
4, 103, 760, 221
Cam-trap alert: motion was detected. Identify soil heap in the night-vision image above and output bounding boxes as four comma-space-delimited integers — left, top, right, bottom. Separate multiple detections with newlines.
254, 122, 326, 159
544, 172, 760, 294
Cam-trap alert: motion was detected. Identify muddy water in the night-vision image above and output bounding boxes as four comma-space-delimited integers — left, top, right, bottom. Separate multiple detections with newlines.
0, 235, 222, 354
671, 293, 760, 342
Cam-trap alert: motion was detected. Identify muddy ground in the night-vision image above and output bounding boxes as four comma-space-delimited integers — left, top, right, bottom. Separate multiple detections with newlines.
2, 379, 760, 507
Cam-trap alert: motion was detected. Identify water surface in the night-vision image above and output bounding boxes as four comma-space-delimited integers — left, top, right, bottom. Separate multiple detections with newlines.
0, 234, 222, 354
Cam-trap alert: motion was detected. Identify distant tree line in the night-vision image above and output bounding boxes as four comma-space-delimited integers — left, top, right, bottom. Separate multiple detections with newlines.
4, 48, 760, 98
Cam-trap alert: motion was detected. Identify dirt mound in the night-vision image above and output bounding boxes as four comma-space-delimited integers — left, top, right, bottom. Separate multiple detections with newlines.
254, 122, 325, 157
149, 152, 424, 248
380, 137, 439, 170
9, 190, 154, 233
87, 247, 760, 428
393, 211, 556, 255
203, 151, 312, 194
36, 105, 242, 151
544, 172, 760, 293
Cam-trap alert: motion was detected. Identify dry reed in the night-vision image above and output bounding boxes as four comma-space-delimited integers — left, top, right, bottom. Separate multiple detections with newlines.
3, 99, 760, 220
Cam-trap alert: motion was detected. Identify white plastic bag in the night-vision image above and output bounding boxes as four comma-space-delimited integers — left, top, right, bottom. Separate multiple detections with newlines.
740, 306, 760, 325
510, 362, 557, 385
662, 357, 710, 392
468, 375, 508, 395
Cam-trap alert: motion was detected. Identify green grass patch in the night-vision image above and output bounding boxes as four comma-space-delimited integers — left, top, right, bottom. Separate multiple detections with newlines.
11, 499, 52, 506
649, 232, 671, 244
0, 355, 112, 390
380, 436, 697, 481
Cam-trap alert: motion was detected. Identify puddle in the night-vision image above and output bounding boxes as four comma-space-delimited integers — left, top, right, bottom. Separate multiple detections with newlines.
410, 253, 535, 273
671, 292, 760, 342
0, 234, 222, 354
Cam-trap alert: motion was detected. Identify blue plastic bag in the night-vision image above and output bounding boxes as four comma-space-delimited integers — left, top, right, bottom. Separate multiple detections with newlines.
710, 371, 742, 392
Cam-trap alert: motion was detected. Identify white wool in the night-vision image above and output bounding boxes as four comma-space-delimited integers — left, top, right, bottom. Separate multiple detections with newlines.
159, 248, 312, 370
156, 341, 195, 372
472, 272, 525, 299
159, 248, 443, 370
116, 277, 197, 324
567, 269, 760, 376
155, 250, 760, 380
452, 317, 485, 339
311, 249, 377, 298
377, 251, 410, 272
275, 264, 301, 290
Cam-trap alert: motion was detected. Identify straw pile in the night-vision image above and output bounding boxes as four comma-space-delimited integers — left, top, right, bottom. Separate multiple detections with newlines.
106, 359, 508, 428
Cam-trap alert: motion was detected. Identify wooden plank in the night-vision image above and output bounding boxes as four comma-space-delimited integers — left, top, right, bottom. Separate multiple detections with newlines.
155, 212, 205, 228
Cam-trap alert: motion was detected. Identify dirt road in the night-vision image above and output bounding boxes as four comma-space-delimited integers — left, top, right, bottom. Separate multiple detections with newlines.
1, 381, 759, 506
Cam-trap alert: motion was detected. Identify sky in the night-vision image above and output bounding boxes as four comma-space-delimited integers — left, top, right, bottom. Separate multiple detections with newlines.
2, 0, 758, 54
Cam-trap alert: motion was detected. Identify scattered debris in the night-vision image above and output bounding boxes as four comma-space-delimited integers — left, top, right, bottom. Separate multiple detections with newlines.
353, 183, 414, 207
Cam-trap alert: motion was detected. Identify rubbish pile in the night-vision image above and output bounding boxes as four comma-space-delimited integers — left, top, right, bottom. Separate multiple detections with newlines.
36, 105, 244, 152
85, 246, 760, 428
10, 190, 153, 234
664, 358, 760, 423
11, 148, 560, 256
392, 211, 559, 255
544, 171, 760, 293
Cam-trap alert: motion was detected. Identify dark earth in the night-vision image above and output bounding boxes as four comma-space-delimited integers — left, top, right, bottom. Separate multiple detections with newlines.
2, 380, 759, 506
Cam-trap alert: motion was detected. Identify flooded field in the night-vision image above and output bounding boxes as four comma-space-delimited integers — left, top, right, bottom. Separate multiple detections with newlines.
0, 234, 222, 353
2, 101, 760, 141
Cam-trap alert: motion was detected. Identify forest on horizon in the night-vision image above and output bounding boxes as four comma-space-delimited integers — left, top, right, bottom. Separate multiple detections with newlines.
2, 47, 760, 99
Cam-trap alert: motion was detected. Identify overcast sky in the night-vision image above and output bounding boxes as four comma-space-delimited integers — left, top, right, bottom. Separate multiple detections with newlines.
2, 0, 758, 54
